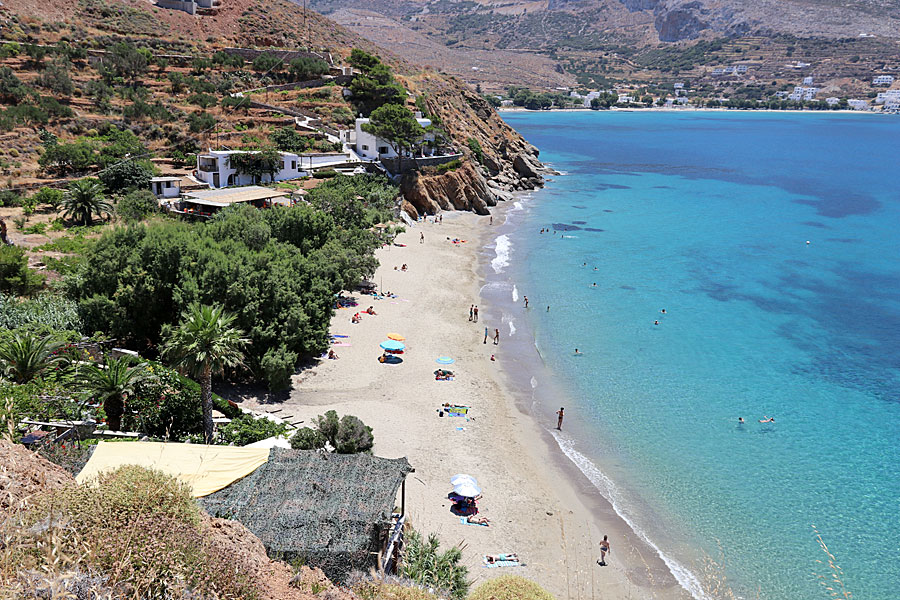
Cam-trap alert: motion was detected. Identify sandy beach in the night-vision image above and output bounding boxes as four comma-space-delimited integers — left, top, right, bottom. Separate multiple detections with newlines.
236, 211, 690, 600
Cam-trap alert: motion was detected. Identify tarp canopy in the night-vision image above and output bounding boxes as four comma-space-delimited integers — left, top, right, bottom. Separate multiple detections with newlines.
76, 441, 270, 497
201, 448, 413, 582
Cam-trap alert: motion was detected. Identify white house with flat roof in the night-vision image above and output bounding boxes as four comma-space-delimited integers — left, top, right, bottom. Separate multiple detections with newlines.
789, 86, 819, 101
873, 75, 895, 86
195, 150, 302, 189
847, 99, 870, 110
875, 89, 900, 104
150, 176, 182, 199
354, 116, 433, 161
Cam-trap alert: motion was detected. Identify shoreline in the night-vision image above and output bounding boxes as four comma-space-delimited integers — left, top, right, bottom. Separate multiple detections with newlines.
498, 106, 887, 115
232, 209, 689, 599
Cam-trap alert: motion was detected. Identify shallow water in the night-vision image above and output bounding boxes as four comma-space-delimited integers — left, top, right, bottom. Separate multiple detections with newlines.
498, 111, 900, 600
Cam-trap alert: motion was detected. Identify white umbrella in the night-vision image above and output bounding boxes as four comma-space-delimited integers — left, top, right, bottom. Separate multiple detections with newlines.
450, 474, 477, 487
453, 482, 482, 498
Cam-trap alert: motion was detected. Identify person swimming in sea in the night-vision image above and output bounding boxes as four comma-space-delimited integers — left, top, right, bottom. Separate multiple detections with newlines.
574, 349, 582, 355
738, 417, 745, 424
759, 416, 775, 423
661, 308, 667, 314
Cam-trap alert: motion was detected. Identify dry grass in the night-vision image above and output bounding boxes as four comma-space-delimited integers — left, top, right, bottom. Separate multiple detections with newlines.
467, 575, 556, 600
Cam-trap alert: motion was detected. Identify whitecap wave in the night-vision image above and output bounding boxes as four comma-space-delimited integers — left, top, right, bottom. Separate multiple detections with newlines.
511, 285, 519, 303
491, 235, 512, 274
530, 376, 538, 389
551, 433, 708, 600
508, 320, 516, 336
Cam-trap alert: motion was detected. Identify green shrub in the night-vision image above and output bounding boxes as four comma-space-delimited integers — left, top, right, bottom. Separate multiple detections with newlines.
467, 575, 556, 600
188, 92, 217, 108
219, 413, 287, 446
289, 426, 326, 450
22, 223, 47, 235
31, 187, 64, 211
0, 189, 22, 207
436, 159, 462, 174
400, 530, 469, 600
0, 294, 81, 331
289, 409, 373, 453
99, 159, 156, 193
188, 111, 216, 133
335, 414, 373, 453
466, 138, 483, 164
116, 189, 159, 222
313, 169, 339, 179
121, 361, 238, 440
0, 246, 44, 295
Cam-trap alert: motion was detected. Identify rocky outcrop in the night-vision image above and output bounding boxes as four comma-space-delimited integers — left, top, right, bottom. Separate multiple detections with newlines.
407, 74, 549, 206
400, 161, 496, 218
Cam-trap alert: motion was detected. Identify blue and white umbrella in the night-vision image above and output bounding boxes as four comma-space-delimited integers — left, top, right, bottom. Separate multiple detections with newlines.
435, 356, 455, 365
453, 482, 482, 498
451, 474, 477, 487
380, 340, 406, 352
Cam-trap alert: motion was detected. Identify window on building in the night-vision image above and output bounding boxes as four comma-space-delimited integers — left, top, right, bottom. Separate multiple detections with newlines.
362, 145, 369, 150
291, 161, 297, 170
379, 146, 388, 154
165, 181, 171, 188
280, 161, 285, 170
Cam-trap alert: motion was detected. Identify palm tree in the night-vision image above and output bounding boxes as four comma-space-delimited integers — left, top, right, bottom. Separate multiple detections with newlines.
0, 332, 64, 383
162, 303, 247, 443
86, 356, 153, 432
62, 178, 112, 226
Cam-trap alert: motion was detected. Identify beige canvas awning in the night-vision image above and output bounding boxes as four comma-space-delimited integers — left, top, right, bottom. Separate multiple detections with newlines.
184, 186, 289, 208
76, 441, 270, 497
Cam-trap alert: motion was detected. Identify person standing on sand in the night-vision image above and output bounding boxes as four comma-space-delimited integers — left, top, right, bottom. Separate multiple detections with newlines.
597, 535, 610, 566
420, 232, 424, 244
494, 328, 500, 345
556, 407, 564, 430
469, 305, 474, 322
473, 306, 479, 322
490, 215, 493, 225
524, 295, 529, 308
484, 327, 489, 344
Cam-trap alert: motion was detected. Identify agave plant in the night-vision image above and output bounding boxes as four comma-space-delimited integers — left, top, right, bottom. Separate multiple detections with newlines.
62, 178, 112, 226
399, 529, 469, 600
0, 332, 65, 383
86, 356, 154, 432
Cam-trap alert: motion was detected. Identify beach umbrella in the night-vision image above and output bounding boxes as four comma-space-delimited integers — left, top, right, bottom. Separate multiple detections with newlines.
387, 333, 405, 341
380, 340, 406, 352
436, 356, 455, 365
453, 482, 482, 498
451, 474, 477, 487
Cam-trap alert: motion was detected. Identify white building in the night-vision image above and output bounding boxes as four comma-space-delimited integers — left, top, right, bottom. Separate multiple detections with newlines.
874, 89, 900, 104
150, 176, 182, 199
735, 65, 748, 74
788, 86, 819, 101
847, 99, 870, 110
825, 97, 840, 106
884, 98, 900, 111
196, 150, 303, 189
872, 75, 895, 86
354, 116, 433, 161
803, 76, 814, 85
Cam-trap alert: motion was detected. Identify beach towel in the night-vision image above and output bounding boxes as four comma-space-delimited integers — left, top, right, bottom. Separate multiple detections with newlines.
331, 334, 350, 338
437, 377, 455, 382
332, 342, 352, 347
460, 517, 488, 527
483, 557, 524, 568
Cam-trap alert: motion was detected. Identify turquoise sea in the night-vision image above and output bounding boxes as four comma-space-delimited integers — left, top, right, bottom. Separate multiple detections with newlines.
495, 111, 900, 599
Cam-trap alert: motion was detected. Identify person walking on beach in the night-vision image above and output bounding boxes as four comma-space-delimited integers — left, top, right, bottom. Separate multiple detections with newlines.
469, 305, 474, 322
524, 295, 529, 308
484, 327, 489, 344
493, 328, 500, 345
489, 215, 493, 225
420, 232, 424, 244
556, 407, 564, 430
597, 535, 611, 566
473, 306, 479, 322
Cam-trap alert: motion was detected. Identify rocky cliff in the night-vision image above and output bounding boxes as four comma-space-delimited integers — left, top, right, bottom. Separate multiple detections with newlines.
401, 74, 553, 216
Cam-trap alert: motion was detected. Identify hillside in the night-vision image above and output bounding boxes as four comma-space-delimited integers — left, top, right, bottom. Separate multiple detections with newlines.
308, 0, 900, 92
0, 0, 542, 214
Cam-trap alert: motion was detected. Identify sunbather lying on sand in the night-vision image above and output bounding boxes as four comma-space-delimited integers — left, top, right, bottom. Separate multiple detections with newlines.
467, 515, 490, 526
485, 554, 519, 564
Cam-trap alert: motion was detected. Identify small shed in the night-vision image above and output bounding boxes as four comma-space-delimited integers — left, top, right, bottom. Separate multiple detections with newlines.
200, 449, 413, 582
150, 176, 182, 199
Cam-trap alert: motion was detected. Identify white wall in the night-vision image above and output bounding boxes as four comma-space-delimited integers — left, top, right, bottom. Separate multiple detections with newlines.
196, 151, 303, 188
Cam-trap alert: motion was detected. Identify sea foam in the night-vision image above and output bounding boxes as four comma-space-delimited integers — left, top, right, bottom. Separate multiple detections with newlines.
491, 234, 512, 274
551, 433, 708, 600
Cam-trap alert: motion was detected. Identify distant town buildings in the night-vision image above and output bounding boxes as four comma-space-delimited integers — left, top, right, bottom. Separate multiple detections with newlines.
825, 97, 840, 106
875, 90, 900, 104
712, 65, 749, 76
872, 75, 895, 86
156, 0, 220, 15
802, 76, 814, 85
789, 86, 819, 101
847, 99, 870, 110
